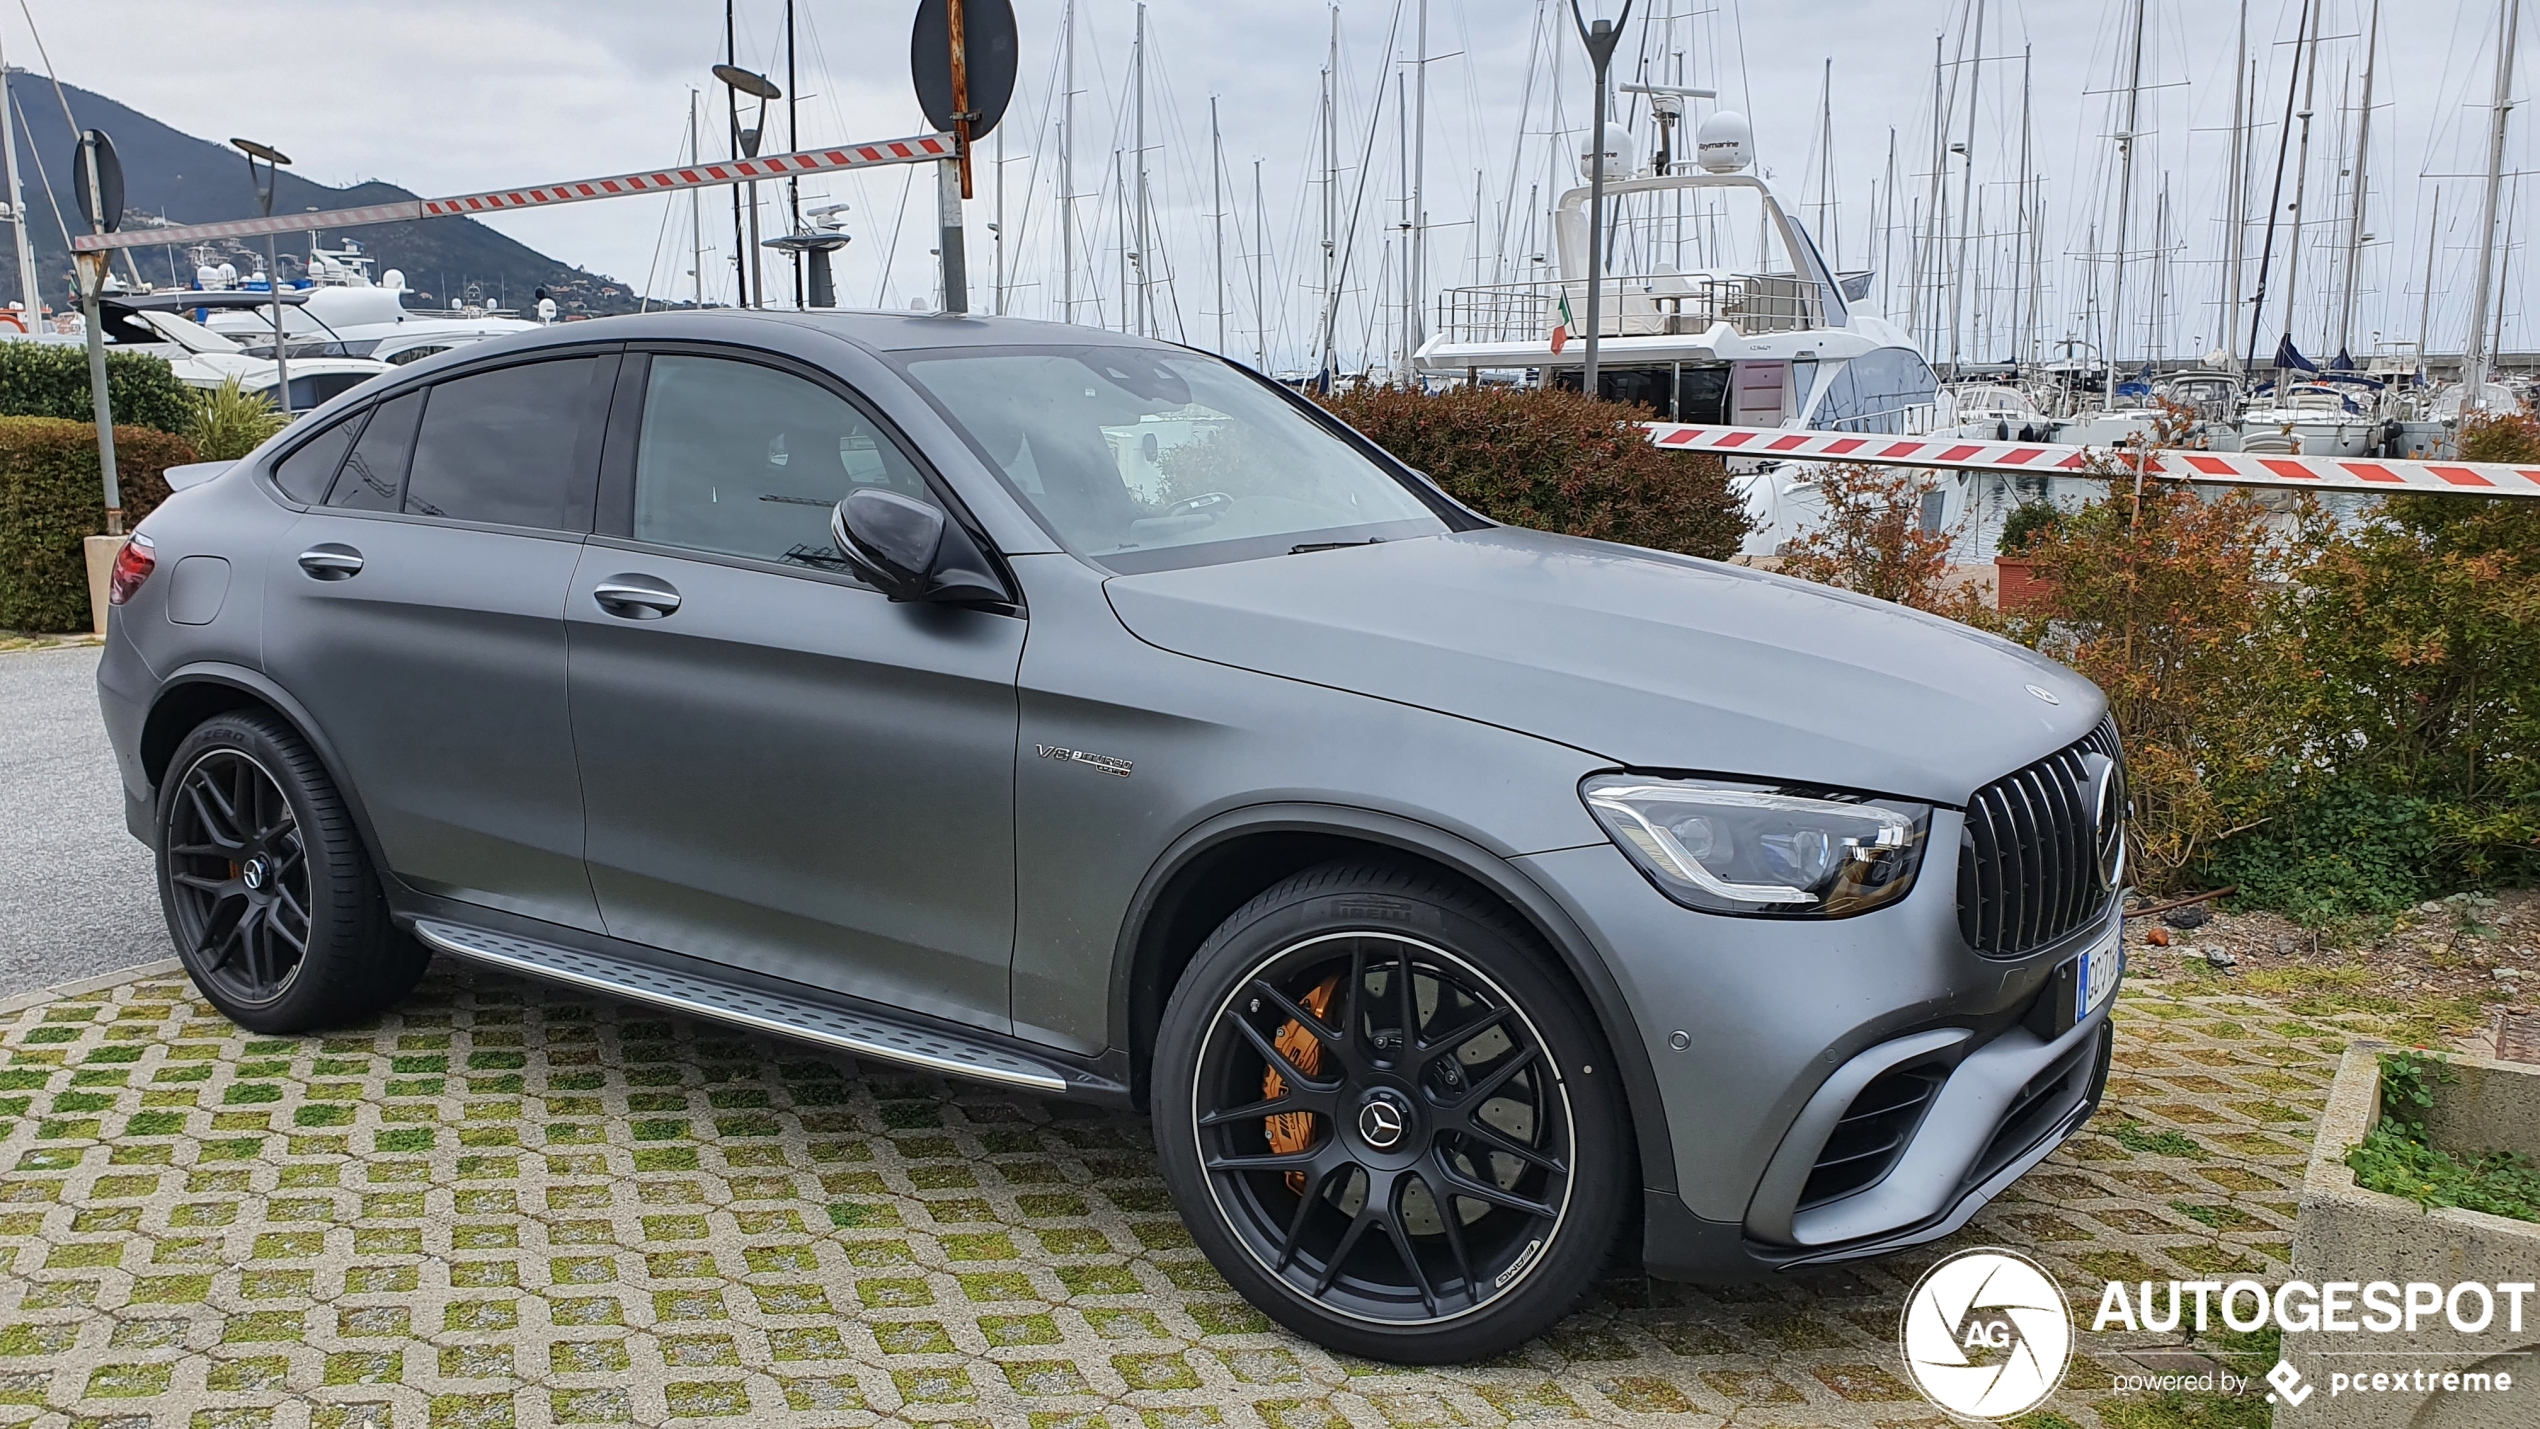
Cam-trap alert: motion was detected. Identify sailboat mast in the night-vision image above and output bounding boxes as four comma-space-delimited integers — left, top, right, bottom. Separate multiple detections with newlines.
1410, 0, 1429, 372
1133, 2, 1148, 339
0, 50, 36, 316
2277, 0, 2326, 363
688, 91, 705, 308
787, 0, 801, 307
1060, 0, 1075, 325
2462, 0, 2521, 400
1953, 0, 1985, 372
1254, 157, 1268, 368
1213, 96, 1225, 355
2015, 45, 2034, 365
2418, 187, 2441, 363
1912, 36, 1942, 351
2107, 0, 2147, 403
2335, 0, 2380, 357
2222, 2, 2249, 368
1321, 7, 1339, 386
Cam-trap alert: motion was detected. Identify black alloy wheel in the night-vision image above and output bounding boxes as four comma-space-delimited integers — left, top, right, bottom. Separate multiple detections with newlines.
165, 747, 312, 1006
1156, 864, 1627, 1363
1196, 931, 1573, 1321
157, 713, 427, 1032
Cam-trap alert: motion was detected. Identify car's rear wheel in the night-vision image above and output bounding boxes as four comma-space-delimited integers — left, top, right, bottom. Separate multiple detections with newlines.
158, 713, 426, 1032
1154, 863, 1628, 1363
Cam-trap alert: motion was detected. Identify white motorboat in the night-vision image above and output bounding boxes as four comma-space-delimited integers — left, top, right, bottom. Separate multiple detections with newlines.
15, 294, 392, 410
1417, 113, 1950, 558
197, 240, 537, 367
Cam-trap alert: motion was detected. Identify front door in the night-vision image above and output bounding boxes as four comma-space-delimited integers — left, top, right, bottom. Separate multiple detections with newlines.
262, 353, 619, 931
565, 351, 1024, 1035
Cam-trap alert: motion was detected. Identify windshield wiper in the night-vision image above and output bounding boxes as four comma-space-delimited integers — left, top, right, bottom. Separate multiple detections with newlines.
1288, 538, 1384, 555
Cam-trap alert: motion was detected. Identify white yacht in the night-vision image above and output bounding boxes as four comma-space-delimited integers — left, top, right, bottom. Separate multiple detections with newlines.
15, 293, 392, 410
1416, 113, 1947, 558
198, 240, 537, 367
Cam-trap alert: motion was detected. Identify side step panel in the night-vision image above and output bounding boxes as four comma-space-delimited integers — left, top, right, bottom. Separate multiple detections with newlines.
411, 919, 1097, 1097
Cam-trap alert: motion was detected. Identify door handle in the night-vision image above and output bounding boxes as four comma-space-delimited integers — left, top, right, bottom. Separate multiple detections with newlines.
296, 545, 364, 580
592, 576, 682, 619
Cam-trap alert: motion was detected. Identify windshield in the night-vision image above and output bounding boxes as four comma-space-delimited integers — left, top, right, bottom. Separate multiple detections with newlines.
900, 345, 1447, 572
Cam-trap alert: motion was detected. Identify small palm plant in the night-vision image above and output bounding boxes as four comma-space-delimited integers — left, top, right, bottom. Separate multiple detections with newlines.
189, 377, 288, 462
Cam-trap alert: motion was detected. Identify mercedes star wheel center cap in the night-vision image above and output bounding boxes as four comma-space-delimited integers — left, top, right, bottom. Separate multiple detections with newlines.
241, 857, 269, 892
1357, 1092, 1409, 1149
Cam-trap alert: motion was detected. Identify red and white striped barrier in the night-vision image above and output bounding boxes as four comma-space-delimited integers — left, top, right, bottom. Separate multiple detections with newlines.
69, 134, 959, 255
1641, 422, 2540, 500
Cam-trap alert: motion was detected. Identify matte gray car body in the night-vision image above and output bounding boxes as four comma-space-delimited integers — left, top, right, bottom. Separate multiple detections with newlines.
98, 308, 2120, 1292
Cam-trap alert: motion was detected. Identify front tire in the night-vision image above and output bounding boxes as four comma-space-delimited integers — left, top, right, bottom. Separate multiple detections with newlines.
1153, 862, 1629, 1363
157, 713, 426, 1032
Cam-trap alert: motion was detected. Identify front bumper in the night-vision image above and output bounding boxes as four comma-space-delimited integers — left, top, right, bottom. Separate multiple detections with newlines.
1515, 819, 2122, 1281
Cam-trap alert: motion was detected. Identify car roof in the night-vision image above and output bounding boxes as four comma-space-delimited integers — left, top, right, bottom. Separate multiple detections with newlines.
419, 307, 1177, 361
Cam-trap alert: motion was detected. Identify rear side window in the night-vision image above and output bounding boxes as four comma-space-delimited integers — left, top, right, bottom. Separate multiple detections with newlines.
326, 391, 422, 510
631, 354, 934, 569
270, 412, 362, 504
402, 357, 612, 530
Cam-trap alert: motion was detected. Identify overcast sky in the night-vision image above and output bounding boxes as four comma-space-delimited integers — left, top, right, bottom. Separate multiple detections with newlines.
45, 1, 2535, 372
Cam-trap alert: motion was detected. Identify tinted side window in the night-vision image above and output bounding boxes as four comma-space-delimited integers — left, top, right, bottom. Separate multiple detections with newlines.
632, 355, 934, 569
403, 357, 612, 530
326, 391, 423, 510
271, 411, 362, 504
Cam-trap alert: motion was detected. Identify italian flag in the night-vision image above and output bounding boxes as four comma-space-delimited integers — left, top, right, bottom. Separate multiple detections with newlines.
1551, 291, 1574, 353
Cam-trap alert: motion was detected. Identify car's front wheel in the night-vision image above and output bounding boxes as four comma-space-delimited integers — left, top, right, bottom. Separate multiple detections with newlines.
1154, 863, 1629, 1363
158, 712, 427, 1032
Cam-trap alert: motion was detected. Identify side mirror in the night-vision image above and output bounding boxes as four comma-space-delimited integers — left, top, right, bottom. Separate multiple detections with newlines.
832, 489, 1010, 605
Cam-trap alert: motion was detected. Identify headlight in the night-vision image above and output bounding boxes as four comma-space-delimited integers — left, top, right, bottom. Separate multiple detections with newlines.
1581, 773, 1931, 917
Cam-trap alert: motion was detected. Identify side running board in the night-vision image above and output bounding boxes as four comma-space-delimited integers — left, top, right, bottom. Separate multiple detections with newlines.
411, 919, 1099, 1097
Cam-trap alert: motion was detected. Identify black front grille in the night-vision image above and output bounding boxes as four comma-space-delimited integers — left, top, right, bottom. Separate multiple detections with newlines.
1956, 718, 2122, 957
1797, 1063, 1946, 1211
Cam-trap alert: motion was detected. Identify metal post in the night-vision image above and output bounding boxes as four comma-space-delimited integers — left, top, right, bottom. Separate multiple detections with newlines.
267, 233, 290, 414
1569, 2, 1633, 399
938, 160, 968, 313
74, 253, 120, 535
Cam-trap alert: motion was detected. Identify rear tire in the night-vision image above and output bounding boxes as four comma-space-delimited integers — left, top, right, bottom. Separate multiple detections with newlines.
1153, 862, 1629, 1363
157, 713, 426, 1032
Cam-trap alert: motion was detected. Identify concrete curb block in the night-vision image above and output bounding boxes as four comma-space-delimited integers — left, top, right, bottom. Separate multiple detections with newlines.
0, 956, 183, 1016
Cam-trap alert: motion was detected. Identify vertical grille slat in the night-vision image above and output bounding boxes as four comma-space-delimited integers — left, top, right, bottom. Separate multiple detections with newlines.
1953, 718, 2123, 958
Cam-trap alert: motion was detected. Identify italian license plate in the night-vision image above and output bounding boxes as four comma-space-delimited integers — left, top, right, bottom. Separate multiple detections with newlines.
2076, 923, 2123, 1019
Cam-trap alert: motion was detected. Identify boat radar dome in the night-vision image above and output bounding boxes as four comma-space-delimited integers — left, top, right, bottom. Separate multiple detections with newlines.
382, 269, 406, 292
1576, 122, 1637, 181
1696, 111, 1753, 173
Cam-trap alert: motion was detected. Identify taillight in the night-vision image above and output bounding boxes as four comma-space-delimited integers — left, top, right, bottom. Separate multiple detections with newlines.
107, 532, 155, 605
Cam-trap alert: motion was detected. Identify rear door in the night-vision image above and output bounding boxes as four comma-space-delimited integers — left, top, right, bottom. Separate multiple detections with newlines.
263, 352, 618, 931
564, 350, 1024, 1034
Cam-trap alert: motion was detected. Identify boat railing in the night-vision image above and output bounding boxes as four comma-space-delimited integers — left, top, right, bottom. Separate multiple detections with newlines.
1433, 272, 1824, 347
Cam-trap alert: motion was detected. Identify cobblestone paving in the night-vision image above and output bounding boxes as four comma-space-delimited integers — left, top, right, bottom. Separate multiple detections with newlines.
0, 955, 2356, 1429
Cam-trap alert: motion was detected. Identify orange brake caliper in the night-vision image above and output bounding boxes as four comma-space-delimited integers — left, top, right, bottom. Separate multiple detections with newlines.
1263, 975, 1341, 1194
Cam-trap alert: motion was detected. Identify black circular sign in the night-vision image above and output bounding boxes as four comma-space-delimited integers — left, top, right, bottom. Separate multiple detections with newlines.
72, 129, 124, 234
910, 0, 1018, 140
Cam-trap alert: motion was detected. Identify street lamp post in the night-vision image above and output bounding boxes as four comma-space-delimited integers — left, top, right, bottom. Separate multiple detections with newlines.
231, 139, 293, 415
1566, 0, 1634, 399
714, 65, 783, 310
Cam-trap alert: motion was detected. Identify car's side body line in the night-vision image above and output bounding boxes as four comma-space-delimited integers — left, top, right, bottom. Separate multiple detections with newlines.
1113, 802, 1676, 1199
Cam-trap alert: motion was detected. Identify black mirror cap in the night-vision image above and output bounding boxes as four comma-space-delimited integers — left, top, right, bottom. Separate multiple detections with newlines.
835, 489, 943, 598
833, 489, 1011, 605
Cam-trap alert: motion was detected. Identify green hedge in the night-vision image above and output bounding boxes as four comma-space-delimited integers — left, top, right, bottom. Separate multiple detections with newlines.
0, 343, 193, 436
1317, 383, 1754, 560
0, 417, 197, 631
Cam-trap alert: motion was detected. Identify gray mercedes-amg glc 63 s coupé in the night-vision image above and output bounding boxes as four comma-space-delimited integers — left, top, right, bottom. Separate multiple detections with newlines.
97, 311, 2127, 1362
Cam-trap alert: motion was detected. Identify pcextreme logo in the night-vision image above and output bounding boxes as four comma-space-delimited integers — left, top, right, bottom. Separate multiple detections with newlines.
1899, 1248, 2074, 1420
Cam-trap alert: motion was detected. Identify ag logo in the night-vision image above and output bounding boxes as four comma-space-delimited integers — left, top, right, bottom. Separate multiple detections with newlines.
1898, 1248, 2072, 1420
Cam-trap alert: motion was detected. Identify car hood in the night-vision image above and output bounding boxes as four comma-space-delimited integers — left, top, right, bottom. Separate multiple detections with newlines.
1102, 527, 2104, 806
